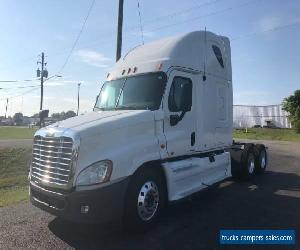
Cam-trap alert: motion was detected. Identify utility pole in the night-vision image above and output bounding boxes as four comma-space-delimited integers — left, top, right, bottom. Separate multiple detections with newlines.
4, 98, 8, 119
40, 52, 45, 111
37, 52, 48, 128
77, 83, 81, 116
116, 0, 124, 61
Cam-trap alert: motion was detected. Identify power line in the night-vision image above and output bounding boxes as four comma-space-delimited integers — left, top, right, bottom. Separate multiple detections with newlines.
0, 86, 40, 101
63, 0, 224, 50
0, 79, 62, 100
0, 79, 39, 83
0, 0, 224, 72
125, 0, 223, 33
0, 0, 229, 74
58, 0, 256, 52
0, 0, 298, 80
4, 17, 296, 102
58, 0, 96, 74
147, 0, 258, 33
231, 20, 300, 41
0, 85, 40, 90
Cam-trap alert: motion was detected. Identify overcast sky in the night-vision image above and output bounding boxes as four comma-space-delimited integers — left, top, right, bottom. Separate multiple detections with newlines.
0, 0, 299, 116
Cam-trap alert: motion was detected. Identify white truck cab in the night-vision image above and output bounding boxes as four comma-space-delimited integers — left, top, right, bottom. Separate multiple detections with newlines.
29, 31, 267, 229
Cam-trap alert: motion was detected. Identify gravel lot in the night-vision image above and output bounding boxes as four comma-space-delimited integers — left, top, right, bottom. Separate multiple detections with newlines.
0, 140, 299, 250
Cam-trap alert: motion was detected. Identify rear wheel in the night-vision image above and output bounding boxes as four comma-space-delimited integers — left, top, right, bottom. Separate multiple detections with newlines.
240, 144, 256, 180
254, 144, 267, 175
123, 167, 166, 231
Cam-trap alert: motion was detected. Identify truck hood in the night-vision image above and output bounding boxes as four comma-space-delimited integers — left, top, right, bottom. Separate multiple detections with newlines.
49, 110, 136, 130
48, 110, 155, 136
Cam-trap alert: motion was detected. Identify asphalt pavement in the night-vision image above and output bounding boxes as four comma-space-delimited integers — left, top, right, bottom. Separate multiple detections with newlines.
0, 140, 299, 250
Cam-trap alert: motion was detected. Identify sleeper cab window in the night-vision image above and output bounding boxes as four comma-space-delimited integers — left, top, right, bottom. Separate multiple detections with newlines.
168, 76, 192, 112
212, 45, 224, 68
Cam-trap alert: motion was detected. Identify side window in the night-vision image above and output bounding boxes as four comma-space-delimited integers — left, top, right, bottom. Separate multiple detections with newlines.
212, 45, 224, 68
168, 77, 192, 112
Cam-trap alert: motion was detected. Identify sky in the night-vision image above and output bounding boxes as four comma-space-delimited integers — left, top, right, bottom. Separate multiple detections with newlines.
0, 0, 299, 117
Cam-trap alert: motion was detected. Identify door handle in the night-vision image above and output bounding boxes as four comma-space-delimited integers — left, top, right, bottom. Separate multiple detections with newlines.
191, 132, 195, 146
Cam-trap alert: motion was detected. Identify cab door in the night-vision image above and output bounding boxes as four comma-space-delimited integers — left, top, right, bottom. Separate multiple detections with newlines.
162, 70, 196, 157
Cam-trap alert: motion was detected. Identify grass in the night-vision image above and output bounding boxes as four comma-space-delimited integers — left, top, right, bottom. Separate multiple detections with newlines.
0, 147, 32, 207
233, 128, 300, 142
0, 187, 28, 207
0, 126, 37, 139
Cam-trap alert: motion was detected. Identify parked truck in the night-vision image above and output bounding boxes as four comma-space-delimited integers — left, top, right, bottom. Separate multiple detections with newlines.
29, 31, 267, 229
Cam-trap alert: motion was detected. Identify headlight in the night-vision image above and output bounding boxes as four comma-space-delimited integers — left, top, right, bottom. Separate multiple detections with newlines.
76, 160, 113, 186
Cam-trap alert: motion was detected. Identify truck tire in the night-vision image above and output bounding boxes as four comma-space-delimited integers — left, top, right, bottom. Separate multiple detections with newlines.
123, 167, 166, 231
240, 144, 256, 180
254, 144, 267, 175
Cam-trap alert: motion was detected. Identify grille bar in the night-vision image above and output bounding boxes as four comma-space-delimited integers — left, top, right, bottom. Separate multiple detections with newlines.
33, 148, 72, 155
33, 143, 73, 150
32, 157, 70, 167
31, 174, 67, 186
31, 166, 69, 177
31, 171, 68, 183
32, 152, 72, 161
32, 160, 70, 172
31, 135, 73, 186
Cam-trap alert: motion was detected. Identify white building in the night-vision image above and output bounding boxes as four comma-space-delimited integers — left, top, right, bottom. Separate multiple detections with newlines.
233, 104, 291, 128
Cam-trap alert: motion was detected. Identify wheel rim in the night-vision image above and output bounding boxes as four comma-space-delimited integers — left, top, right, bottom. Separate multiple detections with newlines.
137, 181, 159, 221
260, 151, 266, 169
248, 155, 255, 174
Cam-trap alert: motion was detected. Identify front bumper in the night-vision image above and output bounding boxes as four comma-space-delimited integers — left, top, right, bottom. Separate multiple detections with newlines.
30, 178, 130, 224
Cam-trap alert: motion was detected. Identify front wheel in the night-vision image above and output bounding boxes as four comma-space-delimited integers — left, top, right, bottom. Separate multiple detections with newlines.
123, 168, 166, 231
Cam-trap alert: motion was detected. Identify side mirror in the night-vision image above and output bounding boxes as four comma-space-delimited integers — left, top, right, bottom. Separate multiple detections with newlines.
39, 109, 49, 119
170, 114, 180, 126
170, 112, 186, 126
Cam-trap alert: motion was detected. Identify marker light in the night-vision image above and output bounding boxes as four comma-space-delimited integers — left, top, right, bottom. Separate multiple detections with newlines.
107, 73, 112, 81
157, 63, 163, 70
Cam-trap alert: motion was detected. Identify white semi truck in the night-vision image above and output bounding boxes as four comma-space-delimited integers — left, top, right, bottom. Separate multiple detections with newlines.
29, 31, 267, 229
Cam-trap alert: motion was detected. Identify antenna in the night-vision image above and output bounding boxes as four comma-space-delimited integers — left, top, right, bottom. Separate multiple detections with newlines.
203, 27, 207, 81
137, 0, 144, 45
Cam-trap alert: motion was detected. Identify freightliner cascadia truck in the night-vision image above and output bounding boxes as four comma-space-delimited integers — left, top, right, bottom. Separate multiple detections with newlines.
29, 31, 268, 230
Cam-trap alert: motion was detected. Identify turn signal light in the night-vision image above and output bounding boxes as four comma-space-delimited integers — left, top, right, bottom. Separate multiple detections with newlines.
80, 205, 89, 214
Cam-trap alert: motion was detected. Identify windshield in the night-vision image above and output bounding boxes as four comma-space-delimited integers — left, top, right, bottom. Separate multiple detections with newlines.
94, 72, 167, 111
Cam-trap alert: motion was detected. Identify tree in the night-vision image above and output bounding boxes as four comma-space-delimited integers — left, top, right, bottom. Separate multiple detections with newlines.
51, 111, 76, 121
64, 110, 76, 119
51, 112, 62, 120
282, 90, 300, 133
13, 112, 23, 125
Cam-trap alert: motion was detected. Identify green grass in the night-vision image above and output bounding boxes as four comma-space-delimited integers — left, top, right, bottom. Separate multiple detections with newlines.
0, 147, 32, 207
0, 126, 37, 139
233, 128, 300, 142
0, 186, 28, 207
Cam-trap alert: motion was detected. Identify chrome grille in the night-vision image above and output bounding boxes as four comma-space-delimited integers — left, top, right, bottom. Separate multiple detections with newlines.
31, 135, 73, 186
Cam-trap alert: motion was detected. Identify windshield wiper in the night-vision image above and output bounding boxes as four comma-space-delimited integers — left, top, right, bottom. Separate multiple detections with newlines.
115, 105, 150, 110
94, 107, 117, 111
